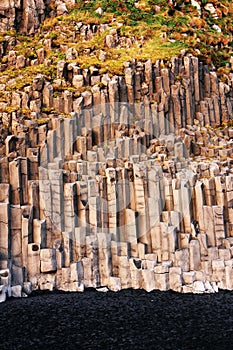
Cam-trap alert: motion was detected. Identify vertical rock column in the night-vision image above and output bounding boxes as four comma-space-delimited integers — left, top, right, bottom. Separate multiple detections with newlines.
106, 168, 118, 241
125, 208, 138, 256
47, 129, 57, 164
0, 158, 9, 183
64, 119, 76, 159
194, 180, 205, 232
226, 176, 233, 236
85, 235, 99, 288
144, 60, 154, 99
172, 178, 192, 233
191, 57, 200, 107
212, 206, 225, 247
73, 227, 86, 262
180, 178, 192, 233
133, 163, 151, 252
33, 219, 46, 248
160, 222, 177, 261
108, 76, 119, 138
0, 203, 10, 269
116, 168, 127, 242
97, 232, 112, 287
163, 175, 174, 211
183, 57, 194, 126
219, 81, 230, 123
9, 158, 28, 205
22, 213, 32, 267
147, 166, 163, 258
203, 205, 215, 247
10, 205, 22, 268
202, 178, 216, 206
39, 167, 53, 246
64, 182, 77, 233
76, 181, 89, 230
48, 169, 64, 238
27, 243, 40, 290
54, 119, 65, 161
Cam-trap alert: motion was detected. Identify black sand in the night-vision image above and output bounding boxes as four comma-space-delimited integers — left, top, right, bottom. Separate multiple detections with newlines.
0, 289, 233, 350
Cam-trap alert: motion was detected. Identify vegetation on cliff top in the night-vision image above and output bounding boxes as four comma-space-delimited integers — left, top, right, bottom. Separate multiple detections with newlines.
0, 1, 233, 89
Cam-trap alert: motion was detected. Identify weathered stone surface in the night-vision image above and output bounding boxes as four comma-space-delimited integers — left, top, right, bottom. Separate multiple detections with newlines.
0, 285, 7, 303
141, 269, 155, 292
193, 281, 206, 294
212, 259, 225, 283
39, 273, 56, 291
70, 261, 84, 291
129, 258, 141, 289
0, 203, 10, 269
118, 256, 131, 289
97, 233, 112, 286
154, 272, 169, 291
183, 271, 195, 285
27, 243, 40, 290
0, 52, 233, 299
169, 267, 182, 292
40, 249, 56, 273
11, 285, 22, 298
108, 276, 121, 292
189, 240, 201, 271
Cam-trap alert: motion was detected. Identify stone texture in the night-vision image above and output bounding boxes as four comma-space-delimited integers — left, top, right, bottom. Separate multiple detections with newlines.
0, 52, 233, 300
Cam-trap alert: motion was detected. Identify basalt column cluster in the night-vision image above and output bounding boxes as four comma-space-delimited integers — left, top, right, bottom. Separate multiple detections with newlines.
0, 55, 233, 302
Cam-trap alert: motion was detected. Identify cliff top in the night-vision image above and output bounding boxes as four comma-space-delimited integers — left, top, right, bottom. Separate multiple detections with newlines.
0, 1, 232, 91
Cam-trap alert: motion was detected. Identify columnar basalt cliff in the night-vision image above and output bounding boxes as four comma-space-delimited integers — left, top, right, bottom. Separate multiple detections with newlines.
0, 0, 74, 34
0, 2, 233, 301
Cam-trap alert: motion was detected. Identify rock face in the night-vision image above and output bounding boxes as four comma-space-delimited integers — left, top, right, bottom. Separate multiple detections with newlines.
0, 54, 233, 299
0, 0, 44, 33
0, 5, 233, 299
0, 0, 75, 34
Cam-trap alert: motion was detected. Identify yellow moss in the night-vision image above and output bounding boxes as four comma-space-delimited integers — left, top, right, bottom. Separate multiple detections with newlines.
0, 0, 232, 94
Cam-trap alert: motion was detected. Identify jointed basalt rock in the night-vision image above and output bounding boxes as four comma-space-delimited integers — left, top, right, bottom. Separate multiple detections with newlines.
0, 47, 233, 300
0, 0, 46, 34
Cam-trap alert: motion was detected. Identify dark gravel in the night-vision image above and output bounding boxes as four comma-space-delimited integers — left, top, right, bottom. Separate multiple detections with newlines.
0, 288, 233, 350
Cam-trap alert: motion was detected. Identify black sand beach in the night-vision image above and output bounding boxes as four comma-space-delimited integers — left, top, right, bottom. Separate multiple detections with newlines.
0, 289, 233, 350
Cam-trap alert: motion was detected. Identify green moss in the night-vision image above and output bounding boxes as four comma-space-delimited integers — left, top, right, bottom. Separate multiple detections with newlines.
0, 0, 233, 93
2, 64, 56, 91
36, 119, 50, 125
42, 107, 55, 113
